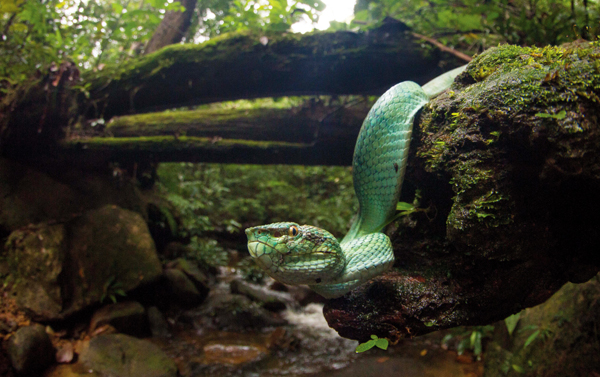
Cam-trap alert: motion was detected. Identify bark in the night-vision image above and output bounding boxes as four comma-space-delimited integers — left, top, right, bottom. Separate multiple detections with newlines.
144, 0, 198, 55
323, 42, 600, 342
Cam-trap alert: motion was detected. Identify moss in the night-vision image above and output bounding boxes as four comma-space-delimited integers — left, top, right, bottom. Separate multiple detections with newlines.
418, 42, 600, 231
61, 135, 306, 151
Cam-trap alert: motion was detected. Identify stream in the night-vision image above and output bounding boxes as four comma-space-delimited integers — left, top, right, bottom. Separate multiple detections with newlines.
152, 271, 483, 377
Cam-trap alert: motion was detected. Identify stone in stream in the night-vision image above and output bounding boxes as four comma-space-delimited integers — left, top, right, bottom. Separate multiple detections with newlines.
165, 258, 209, 288
164, 268, 208, 307
5, 324, 54, 376
203, 342, 268, 365
89, 301, 150, 338
229, 279, 294, 312
78, 334, 177, 377
147, 306, 170, 338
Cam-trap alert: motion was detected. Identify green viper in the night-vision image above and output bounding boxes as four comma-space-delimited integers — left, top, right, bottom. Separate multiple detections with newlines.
245, 66, 467, 298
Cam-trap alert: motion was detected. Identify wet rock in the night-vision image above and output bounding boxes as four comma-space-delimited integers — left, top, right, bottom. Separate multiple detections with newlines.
44, 363, 102, 376
55, 341, 74, 363
5, 324, 54, 376
79, 334, 177, 377
230, 279, 294, 312
164, 268, 207, 307
194, 292, 287, 331
166, 258, 210, 292
89, 301, 149, 338
5, 205, 162, 321
203, 342, 268, 365
147, 306, 170, 338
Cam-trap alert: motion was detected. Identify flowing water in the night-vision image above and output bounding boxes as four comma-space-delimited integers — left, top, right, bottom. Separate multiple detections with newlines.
153, 300, 483, 377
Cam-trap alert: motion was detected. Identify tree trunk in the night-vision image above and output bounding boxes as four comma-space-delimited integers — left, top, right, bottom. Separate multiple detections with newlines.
144, 0, 198, 55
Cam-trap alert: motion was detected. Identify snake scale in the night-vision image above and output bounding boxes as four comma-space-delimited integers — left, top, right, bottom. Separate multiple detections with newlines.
245, 65, 467, 298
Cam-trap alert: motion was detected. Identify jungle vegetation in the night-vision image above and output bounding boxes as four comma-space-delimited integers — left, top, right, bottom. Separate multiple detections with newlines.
1, 0, 598, 263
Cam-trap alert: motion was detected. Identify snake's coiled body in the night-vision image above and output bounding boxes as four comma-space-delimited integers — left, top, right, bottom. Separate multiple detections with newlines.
246, 66, 467, 298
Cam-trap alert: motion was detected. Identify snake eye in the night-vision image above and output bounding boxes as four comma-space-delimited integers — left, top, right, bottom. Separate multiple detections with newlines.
289, 225, 299, 237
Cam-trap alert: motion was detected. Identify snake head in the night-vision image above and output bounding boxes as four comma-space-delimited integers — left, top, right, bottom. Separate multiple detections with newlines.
245, 222, 346, 286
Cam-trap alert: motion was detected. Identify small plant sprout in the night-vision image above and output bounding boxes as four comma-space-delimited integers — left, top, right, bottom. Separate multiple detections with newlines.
535, 110, 566, 119
504, 312, 520, 337
355, 335, 389, 353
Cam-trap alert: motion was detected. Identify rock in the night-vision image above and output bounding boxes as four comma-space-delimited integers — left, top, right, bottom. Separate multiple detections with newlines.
0, 157, 146, 231
6, 205, 162, 321
324, 43, 600, 341
166, 258, 209, 288
194, 293, 287, 331
55, 341, 74, 363
89, 302, 149, 338
79, 334, 177, 377
44, 364, 102, 377
164, 268, 207, 307
5, 224, 66, 319
203, 342, 268, 365
230, 279, 294, 312
147, 306, 170, 338
5, 324, 54, 376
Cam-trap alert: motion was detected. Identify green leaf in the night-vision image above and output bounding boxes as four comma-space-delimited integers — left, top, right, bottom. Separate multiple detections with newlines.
535, 110, 566, 120
111, 3, 123, 14
371, 334, 378, 340
375, 338, 389, 350
505, 313, 520, 337
512, 364, 525, 373
488, 11, 500, 20
524, 330, 540, 348
54, 29, 63, 45
355, 339, 376, 353
396, 202, 415, 211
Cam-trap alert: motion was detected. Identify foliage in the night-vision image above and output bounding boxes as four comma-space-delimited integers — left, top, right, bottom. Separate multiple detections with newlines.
157, 162, 355, 267
188, 236, 228, 269
158, 162, 355, 238
0, 0, 324, 86
504, 312, 520, 337
355, 334, 389, 353
442, 325, 494, 359
100, 275, 127, 303
0, 0, 183, 84
197, 0, 325, 38
351, 0, 600, 54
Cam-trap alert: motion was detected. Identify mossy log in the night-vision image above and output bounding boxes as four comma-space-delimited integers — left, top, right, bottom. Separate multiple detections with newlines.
82, 23, 455, 120
62, 100, 370, 165
2, 25, 461, 163
323, 42, 600, 341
